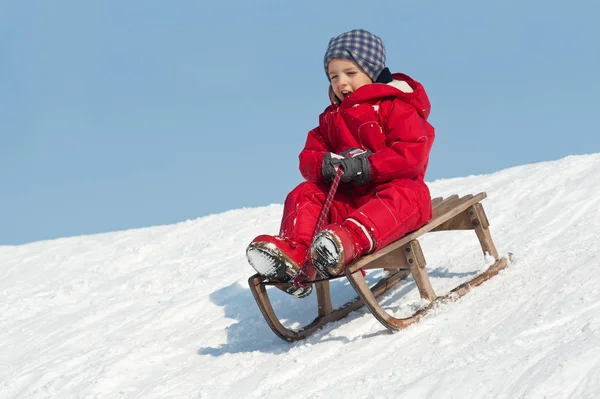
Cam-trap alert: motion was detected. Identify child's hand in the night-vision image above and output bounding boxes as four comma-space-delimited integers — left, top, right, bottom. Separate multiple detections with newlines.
322, 149, 372, 185
322, 152, 345, 181
338, 149, 372, 185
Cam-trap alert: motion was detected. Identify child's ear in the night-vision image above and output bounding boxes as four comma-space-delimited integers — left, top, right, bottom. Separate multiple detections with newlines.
328, 85, 341, 105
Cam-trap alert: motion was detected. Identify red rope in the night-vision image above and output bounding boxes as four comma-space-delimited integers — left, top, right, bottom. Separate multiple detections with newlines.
293, 167, 344, 289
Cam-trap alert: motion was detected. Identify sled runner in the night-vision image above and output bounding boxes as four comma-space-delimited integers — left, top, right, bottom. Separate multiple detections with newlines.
248, 192, 510, 342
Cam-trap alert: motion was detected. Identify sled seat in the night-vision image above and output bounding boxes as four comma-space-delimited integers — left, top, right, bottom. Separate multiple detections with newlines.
248, 192, 510, 342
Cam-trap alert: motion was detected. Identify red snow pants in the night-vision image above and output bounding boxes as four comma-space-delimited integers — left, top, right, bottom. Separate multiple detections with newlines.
279, 179, 433, 251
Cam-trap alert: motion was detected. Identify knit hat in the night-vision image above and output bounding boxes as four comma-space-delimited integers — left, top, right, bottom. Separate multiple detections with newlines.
323, 29, 386, 82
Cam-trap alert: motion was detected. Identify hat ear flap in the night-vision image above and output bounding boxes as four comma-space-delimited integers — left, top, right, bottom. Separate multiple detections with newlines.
328, 85, 341, 105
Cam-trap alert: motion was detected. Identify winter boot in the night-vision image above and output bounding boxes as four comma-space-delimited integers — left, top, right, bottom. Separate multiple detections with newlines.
246, 235, 313, 298
311, 220, 374, 278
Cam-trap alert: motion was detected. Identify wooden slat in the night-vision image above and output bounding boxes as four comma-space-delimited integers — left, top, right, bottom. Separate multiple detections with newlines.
432, 194, 472, 218
431, 197, 444, 208
432, 194, 459, 212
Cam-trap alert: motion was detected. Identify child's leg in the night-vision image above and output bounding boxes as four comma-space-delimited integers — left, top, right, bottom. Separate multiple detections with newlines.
280, 181, 355, 249
311, 179, 431, 278
247, 181, 355, 291
349, 179, 432, 250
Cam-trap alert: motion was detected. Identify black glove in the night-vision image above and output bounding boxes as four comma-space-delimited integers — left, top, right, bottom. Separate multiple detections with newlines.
322, 148, 372, 185
322, 152, 344, 182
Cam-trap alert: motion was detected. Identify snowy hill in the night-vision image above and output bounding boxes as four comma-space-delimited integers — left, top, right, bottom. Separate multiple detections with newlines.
1, 153, 600, 398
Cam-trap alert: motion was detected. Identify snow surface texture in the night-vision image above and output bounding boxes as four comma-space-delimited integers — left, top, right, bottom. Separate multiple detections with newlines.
1, 154, 600, 398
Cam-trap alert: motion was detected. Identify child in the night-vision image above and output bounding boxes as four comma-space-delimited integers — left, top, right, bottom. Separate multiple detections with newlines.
246, 29, 435, 298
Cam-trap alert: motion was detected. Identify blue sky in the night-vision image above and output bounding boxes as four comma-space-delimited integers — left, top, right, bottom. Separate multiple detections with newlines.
2, 0, 599, 245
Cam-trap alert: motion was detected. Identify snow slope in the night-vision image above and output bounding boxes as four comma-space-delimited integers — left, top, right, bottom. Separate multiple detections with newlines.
1, 154, 600, 399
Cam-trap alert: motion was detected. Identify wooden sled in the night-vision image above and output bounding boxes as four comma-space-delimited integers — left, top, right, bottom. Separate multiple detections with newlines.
248, 192, 510, 342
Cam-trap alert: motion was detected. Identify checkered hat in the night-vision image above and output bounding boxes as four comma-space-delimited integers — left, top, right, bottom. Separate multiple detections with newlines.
323, 29, 386, 82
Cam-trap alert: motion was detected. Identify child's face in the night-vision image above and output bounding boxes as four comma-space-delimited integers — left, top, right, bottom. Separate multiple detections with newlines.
327, 58, 373, 102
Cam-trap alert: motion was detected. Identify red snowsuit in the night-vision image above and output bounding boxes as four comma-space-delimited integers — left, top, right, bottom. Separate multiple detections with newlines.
280, 73, 435, 253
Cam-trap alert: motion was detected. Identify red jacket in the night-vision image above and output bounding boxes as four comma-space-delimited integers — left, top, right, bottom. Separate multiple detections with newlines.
299, 73, 434, 189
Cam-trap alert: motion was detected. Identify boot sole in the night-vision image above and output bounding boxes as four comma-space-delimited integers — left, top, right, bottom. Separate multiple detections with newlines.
311, 233, 344, 278
247, 243, 313, 298
247, 246, 291, 282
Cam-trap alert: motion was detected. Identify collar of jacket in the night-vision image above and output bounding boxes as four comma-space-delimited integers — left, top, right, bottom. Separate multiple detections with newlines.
328, 72, 431, 120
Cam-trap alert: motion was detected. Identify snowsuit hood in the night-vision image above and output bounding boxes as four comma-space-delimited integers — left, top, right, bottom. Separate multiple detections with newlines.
328, 73, 431, 120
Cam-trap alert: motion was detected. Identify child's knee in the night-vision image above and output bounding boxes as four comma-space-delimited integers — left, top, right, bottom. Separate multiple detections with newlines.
285, 181, 327, 204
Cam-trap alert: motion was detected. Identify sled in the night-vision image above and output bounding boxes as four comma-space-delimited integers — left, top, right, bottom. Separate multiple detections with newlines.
248, 192, 510, 342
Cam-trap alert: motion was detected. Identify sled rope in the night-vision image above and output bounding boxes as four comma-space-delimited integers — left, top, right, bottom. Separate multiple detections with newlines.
293, 167, 344, 289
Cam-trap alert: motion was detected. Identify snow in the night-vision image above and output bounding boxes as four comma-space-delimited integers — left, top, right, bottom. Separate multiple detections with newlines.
2, 153, 600, 398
